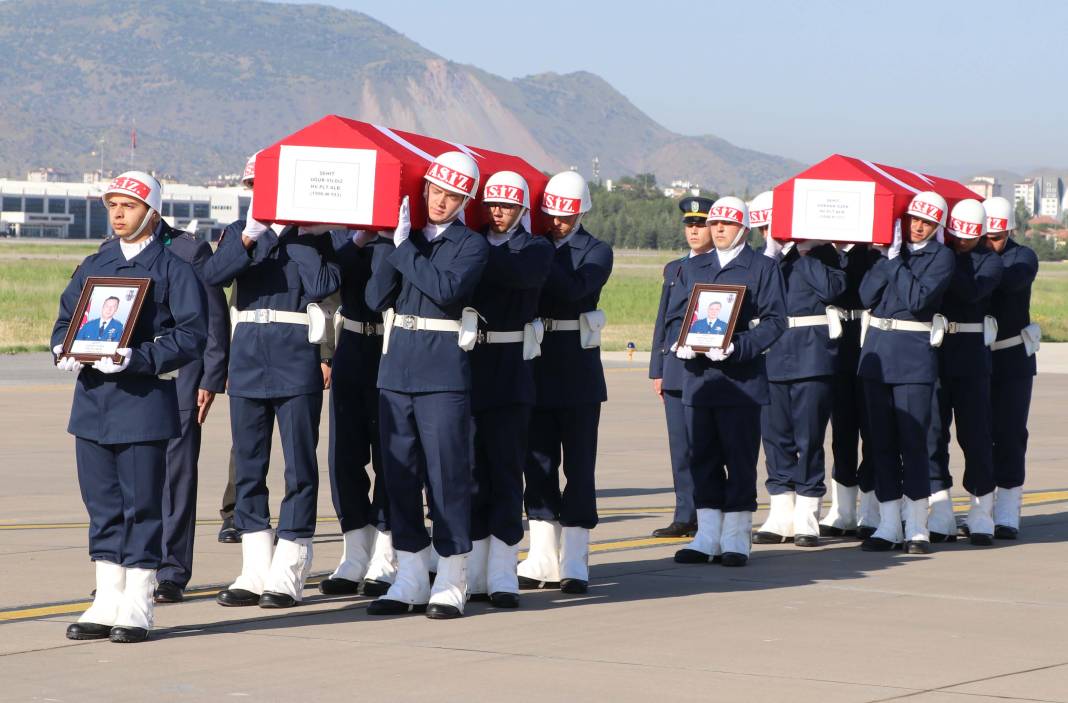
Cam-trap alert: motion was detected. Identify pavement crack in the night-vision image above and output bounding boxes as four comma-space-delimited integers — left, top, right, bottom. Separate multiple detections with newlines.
862, 660, 1068, 702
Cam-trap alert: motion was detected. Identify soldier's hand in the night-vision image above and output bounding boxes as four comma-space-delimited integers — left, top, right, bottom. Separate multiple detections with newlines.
321, 361, 332, 390
92, 348, 131, 374
53, 344, 83, 373
674, 345, 697, 360
196, 389, 216, 425
652, 378, 663, 398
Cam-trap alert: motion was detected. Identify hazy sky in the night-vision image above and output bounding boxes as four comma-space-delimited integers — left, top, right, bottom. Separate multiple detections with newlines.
276, 0, 1065, 175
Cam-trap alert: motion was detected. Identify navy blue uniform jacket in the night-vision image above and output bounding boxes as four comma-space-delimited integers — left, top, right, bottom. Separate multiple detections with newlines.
679, 245, 787, 407
329, 230, 389, 388
766, 244, 847, 382
650, 254, 710, 392
204, 222, 340, 399
532, 227, 613, 408
75, 318, 124, 342
936, 246, 1003, 378
365, 222, 490, 394
833, 245, 880, 374
990, 239, 1038, 378
51, 237, 208, 444
857, 240, 955, 384
469, 226, 554, 412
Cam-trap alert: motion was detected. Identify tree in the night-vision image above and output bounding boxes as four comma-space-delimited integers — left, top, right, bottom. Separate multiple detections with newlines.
1014, 199, 1031, 236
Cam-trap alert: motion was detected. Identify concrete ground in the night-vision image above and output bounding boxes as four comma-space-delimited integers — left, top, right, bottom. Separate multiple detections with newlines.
0, 349, 1066, 702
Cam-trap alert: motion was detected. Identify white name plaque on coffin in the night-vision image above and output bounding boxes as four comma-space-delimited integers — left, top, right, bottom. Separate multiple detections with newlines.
276, 145, 378, 224
791, 179, 876, 242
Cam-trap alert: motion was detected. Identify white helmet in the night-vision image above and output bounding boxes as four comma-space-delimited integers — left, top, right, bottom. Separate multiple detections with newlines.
482, 171, 530, 209
906, 190, 948, 227
748, 191, 773, 229
983, 196, 1015, 233
707, 196, 750, 229
102, 171, 162, 214
947, 199, 987, 239
542, 171, 591, 216
425, 151, 480, 198
241, 152, 259, 187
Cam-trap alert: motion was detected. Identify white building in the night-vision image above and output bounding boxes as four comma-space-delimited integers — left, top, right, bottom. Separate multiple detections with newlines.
1014, 178, 1041, 216
1039, 177, 1064, 219
966, 176, 1000, 199
663, 179, 701, 198
0, 177, 248, 240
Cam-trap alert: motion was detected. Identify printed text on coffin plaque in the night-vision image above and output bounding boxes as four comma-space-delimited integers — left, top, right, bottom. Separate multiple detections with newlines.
806, 190, 861, 231
292, 161, 361, 211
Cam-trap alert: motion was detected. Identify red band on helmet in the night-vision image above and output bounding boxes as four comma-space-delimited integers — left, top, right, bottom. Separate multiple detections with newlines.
543, 193, 580, 214
485, 184, 522, 203
987, 217, 1008, 231
749, 208, 771, 226
108, 176, 151, 200
426, 163, 473, 193
709, 206, 743, 223
242, 161, 255, 181
949, 218, 982, 236
908, 202, 944, 222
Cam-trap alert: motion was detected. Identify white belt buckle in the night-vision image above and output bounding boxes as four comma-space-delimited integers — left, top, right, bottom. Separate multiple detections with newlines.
364, 323, 377, 337
543, 318, 554, 332
876, 318, 892, 331
401, 315, 417, 331
254, 309, 270, 324
947, 321, 959, 334
477, 329, 487, 345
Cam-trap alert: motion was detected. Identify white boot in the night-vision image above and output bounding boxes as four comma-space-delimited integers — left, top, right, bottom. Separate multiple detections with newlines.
428, 554, 468, 615
429, 543, 441, 575
78, 560, 125, 626
858, 490, 880, 532
720, 511, 753, 564
560, 527, 591, 583
486, 537, 520, 596
466, 538, 490, 597
903, 496, 930, 552
793, 495, 822, 542
928, 489, 956, 538
328, 525, 375, 583
679, 508, 723, 559
869, 499, 903, 546
263, 537, 314, 602
819, 481, 858, 532
966, 492, 995, 538
114, 567, 156, 631
517, 519, 561, 585
994, 486, 1022, 530
380, 547, 431, 605
363, 529, 398, 585
230, 529, 274, 594
755, 492, 795, 542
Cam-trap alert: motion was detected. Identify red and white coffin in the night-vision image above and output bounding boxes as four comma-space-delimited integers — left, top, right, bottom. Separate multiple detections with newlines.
252, 115, 549, 233
771, 154, 979, 244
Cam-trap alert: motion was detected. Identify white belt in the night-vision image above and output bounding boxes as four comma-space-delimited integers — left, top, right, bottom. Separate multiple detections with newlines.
543, 318, 580, 332
990, 335, 1022, 351
391, 314, 462, 333
479, 330, 524, 344
944, 321, 983, 334
841, 309, 867, 322
788, 315, 829, 328
234, 308, 310, 325
867, 316, 932, 333
341, 315, 384, 336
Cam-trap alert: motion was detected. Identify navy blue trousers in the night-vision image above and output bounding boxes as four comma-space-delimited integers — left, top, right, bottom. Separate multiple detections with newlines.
830, 369, 874, 491
230, 393, 322, 540
524, 404, 601, 529
472, 404, 530, 545
761, 378, 832, 498
379, 389, 472, 557
862, 380, 932, 502
75, 437, 167, 568
991, 376, 1033, 489
329, 382, 388, 533
928, 375, 996, 496
158, 409, 200, 587
662, 390, 696, 523
685, 404, 761, 513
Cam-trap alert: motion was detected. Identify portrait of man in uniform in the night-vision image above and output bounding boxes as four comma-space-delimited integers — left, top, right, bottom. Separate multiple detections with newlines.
679, 285, 745, 352
63, 278, 148, 361
689, 300, 728, 335
75, 295, 125, 342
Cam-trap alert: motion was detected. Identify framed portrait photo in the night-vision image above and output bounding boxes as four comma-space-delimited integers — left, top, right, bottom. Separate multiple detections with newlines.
678, 283, 747, 352
59, 276, 151, 362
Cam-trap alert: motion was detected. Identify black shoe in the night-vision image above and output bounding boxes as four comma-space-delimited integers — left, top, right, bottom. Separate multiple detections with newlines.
720, 552, 748, 567
217, 517, 240, 544
367, 599, 427, 615
819, 524, 847, 537
560, 578, 588, 594
154, 580, 184, 603
904, 540, 931, 555
518, 575, 559, 590
66, 622, 111, 640
856, 526, 877, 539
969, 532, 994, 546
929, 532, 957, 543
318, 577, 360, 595
359, 579, 392, 597
674, 548, 711, 564
861, 537, 896, 552
216, 588, 261, 607
467, 593, 491, 602
490, 591, 519, 608
794, 534, 820, 548
426, 603, 462, 619
259, 591, 298, 609
752, 531, 788, 544
652, 521, 698, 538
109, 626, 149, 643
994, 525, 1018, 540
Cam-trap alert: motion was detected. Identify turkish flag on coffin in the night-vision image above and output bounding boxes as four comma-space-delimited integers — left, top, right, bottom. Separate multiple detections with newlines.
771, 154, 979, 244
251, 115, 550, 233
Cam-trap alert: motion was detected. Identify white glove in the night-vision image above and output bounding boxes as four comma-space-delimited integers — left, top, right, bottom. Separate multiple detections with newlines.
797, 240, 820, 254
297, 224, 333, 236
888, 218, 902, 260
704, 343, 735, 362
241, 193, 270, 242
763, 236, 784, 260
54, 344, 83, 373
92, 348, 131, 374
393, 196, 411, 248
675, 344, 697, 360
350, 229, 378, 248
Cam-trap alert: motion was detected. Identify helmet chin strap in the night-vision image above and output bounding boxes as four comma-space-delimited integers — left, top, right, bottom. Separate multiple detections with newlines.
505, 207, 528, 234
716, 225, 748, 251
121, 210, 157, 242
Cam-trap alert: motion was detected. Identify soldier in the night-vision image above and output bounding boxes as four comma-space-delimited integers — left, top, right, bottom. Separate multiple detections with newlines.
518, 171, 613, 595
648, 195, 716, 538
983, 196, 1039, 539
857, 191, 955, 554
364, 152, 489, 619
673, 196, 786, 567
467, 171, 553, 607
55, 172, 207, 642
206, 194, 341, 609
926, 200, 1002, 546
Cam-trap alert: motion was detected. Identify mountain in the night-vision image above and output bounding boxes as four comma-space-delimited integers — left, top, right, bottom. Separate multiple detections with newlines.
0, 0, 802, 193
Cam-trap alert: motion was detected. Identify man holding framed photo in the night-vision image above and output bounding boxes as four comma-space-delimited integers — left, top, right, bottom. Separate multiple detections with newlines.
52, 171, 208, 643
